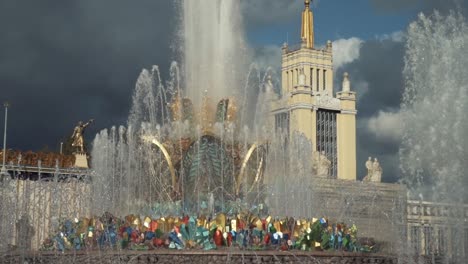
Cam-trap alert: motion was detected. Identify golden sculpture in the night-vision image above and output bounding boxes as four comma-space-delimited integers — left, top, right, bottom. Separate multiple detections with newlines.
301, 0, 314, 49
170, 91, 182, 122
145, 94, 267, 202
71, 119, 94, 153
236, 142, 266, 196
141, 135, 177, 192
226, 97, 237, 123
200, 93, 215, 134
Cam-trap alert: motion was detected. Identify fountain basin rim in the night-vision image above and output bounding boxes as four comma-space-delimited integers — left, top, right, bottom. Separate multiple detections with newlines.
3, 249, 396, 258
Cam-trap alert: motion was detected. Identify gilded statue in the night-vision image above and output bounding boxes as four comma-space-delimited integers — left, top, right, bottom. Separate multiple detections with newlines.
71, 119, 94, 153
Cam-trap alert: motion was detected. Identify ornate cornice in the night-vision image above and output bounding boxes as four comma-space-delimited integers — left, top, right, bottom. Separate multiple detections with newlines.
282, 47, 332, 58
291, 89, 313, 95
282, 61, 333, 71
271, 94, 357, 114
407, 200, 468, 224
315, 94, 341, 110
289, 103, 315, 111
340, 110, 357, 115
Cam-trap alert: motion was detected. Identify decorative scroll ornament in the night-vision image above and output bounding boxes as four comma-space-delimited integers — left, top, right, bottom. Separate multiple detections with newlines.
141, 135, 177, 190
236, 143, 267, 196
315, 93, 340, 109
170, 91, 182, 121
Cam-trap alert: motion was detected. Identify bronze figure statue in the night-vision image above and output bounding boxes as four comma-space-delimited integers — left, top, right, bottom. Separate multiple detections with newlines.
71, 119, 94, 153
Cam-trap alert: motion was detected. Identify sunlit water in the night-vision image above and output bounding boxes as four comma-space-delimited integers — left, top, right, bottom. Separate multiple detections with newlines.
90, 0, 281, 217
2, 2, 466, 263
400, 11, 468, 263
183, 0, 248, 107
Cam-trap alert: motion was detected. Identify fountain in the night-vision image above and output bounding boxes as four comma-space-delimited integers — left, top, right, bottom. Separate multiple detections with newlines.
87, 0, 301, 219
401, 11, 468, 205
80, 0, 406, 259
0, 1, 402, 262
400, 11, 468, 263
91, 78, 271, 216
183, 0, 248, 107
3, 1, 467, 264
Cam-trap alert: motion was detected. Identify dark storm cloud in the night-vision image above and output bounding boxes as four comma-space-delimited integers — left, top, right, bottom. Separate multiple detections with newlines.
241, 0, 306, 27
341, 39, 405, 118
337, 38, 405, 181
0, 0, 176, 151
343, 0, 468, 182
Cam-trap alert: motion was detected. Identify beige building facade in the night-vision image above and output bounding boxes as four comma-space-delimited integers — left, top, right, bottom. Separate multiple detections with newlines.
407, 200, 468, 259
272, 0, 357, 180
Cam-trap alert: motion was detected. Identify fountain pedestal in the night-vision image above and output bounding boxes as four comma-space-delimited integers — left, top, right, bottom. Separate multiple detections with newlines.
3, 250, 400, 264
267, 178, 407, 254
74, 153, 88, 168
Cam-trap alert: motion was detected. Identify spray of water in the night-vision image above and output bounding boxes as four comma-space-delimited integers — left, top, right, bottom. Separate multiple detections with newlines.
182, 0, 248, 107
0, 0, 411, 256
400, 11, 468, 204
87, 0, 290, 217
399, 11, 468, 263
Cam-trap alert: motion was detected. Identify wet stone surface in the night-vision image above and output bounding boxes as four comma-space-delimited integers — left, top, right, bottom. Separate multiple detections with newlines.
1, 250, 400, 264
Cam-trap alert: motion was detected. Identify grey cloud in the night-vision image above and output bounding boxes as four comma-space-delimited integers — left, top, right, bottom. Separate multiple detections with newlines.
339, 39, 405, 118
251, 45, 282, 71
336, 38, 405, 182
241, 0, 303, 27
0, 0, 176, 152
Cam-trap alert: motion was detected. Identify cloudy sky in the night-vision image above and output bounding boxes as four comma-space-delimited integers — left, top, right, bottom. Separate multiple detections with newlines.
0, 0, 467, 181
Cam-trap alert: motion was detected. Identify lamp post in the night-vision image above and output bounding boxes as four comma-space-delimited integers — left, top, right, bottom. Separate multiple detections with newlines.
0, 102, 10, 181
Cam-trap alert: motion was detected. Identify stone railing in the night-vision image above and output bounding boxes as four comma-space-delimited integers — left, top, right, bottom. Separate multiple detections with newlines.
0, 150, 76, 168
406, 200, 468, 258
407, 200, 468, 223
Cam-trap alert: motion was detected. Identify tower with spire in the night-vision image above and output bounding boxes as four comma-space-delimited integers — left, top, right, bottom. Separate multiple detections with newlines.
272, 0, 357, 180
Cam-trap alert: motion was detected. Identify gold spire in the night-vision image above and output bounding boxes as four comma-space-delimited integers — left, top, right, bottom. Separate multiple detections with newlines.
301, 0, 314, 49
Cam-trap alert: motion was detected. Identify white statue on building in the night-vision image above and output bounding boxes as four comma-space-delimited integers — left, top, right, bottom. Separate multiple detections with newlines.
313, 151, 331, 177
372, 158, 382, 182
363, 157, 382, 182
365, 157, 372, 176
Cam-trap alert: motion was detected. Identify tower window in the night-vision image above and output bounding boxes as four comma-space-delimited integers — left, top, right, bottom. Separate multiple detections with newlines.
437, 227, 447, 255
310, 68, 313, 88
423, 226, 433, 255
296, 68, 299, 87
275, 112, 290, 136
291, 70, 294, 89
323, 70, 327, 91
410, 226, 420, 255
316, 69, 320, 91
316, 109, 338, 177
275, 112, 290, 150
